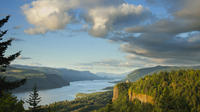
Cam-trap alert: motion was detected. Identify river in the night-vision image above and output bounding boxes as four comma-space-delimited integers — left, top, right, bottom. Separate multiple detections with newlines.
14, 79, 119, 108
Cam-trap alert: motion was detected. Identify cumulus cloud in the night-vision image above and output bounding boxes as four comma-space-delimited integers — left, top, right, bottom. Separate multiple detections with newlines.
114, 0, 200, 65
22, 0, 152, 36
119, 30, 200, 65
22, 0, 78, 34
87, 4, 152, 37
22, 0, 200, 66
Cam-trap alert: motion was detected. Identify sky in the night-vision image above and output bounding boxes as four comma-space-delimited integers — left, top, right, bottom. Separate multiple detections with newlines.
0, 0, 200, 74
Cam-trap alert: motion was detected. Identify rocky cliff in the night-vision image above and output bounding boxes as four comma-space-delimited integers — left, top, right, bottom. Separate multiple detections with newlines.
112, 84, 154, 104
128, 89, 154, 104
112, 86, 119, 102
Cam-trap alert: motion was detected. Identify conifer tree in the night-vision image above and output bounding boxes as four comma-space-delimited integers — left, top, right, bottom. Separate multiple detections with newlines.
26, 84, 41, 112
0, 15, 26, 96
0, 16, 26, 112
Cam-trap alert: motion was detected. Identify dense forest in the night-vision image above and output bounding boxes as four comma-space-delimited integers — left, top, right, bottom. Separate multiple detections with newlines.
96, 69, 200, 112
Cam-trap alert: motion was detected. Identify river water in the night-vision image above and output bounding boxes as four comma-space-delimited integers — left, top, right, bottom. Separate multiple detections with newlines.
14, 79, 119, 108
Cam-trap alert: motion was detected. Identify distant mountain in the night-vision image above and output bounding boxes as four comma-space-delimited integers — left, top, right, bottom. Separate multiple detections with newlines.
12, 64, 103, 82
125, 65, 200, 81
2, 65, 104, 92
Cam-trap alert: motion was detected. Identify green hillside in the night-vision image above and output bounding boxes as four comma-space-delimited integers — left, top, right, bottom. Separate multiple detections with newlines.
97, 69, 200, 112
125, 65, 200, 81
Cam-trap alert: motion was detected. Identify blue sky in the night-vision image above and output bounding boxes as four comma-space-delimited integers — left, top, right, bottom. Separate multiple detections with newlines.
1, 0, 200, 74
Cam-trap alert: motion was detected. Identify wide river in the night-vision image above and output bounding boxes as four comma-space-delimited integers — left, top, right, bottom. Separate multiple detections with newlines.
14, 79, 119, 108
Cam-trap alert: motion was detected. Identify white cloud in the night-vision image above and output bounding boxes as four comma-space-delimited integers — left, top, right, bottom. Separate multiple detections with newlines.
21, 0, 200, 67
113, 0, 200, 66
22, 0, 151, 36
87, 4, 151, 37
22, 0, 79, 34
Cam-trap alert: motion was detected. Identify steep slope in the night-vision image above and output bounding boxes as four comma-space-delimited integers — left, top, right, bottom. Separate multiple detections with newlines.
1, 67, 69, 92
2, 65, 104, 92
125, 65, 200, 81
98, 69, 200, 112
12, 65, 103, 82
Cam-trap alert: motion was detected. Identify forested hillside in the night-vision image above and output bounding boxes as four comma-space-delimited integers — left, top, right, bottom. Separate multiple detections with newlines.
125, 65, 200, 81
97, 69, 200, 112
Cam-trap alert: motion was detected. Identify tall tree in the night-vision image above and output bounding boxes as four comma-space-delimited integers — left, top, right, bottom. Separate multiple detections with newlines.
0, 16, 26, 112
26, 84, 41, 112
0, 15, 26, 96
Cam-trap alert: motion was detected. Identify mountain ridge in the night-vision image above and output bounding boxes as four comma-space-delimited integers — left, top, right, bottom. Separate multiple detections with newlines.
125, 65, 200, 81
2, 64, 104, 92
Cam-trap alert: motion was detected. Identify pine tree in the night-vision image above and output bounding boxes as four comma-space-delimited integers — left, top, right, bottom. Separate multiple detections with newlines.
26, 84, 41, 112
0, 15, 26, 96
0, 16, 26, 112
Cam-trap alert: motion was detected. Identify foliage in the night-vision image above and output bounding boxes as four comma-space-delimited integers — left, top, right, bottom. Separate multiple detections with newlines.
97, 69, 200, 112
0, 16, 21, 72
26, 85, 41, 112
0, 93, 25, 112
0, 16, 25, 111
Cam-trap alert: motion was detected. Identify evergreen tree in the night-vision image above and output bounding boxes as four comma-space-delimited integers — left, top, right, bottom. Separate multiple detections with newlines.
0, 16, 26, 112
0, 16, 26, 96
0, 93, 25, 112
26, 84, 41, 112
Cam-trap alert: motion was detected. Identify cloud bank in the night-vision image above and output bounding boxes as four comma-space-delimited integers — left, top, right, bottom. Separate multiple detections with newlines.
22, 0, 200, 67
22, 0, 152, 37
86, 4, 152, 37
120, 0, 200, 65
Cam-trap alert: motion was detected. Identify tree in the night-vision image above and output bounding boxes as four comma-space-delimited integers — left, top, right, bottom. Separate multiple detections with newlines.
26, 84, 41, 112
0, 16, 26, 96
0, 93, 24, 112
0, 16, 26, 112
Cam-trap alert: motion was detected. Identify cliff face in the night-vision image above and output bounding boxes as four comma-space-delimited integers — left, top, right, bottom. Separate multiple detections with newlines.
128, 90, 154, 104
112, 85, 154, 104
112, 86, 119, 102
